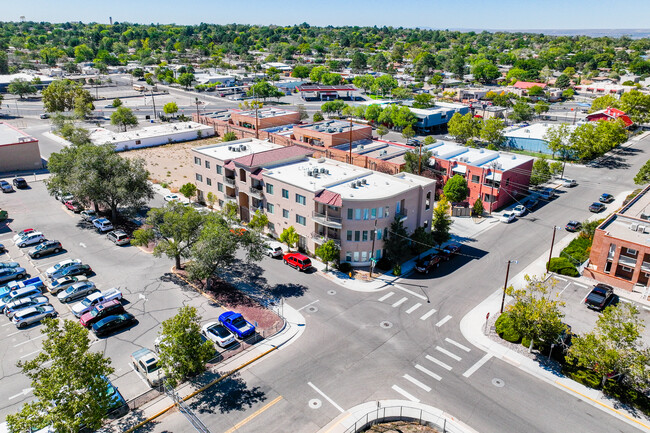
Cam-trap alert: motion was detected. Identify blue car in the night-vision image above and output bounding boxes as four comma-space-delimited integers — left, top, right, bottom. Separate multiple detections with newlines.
218, 311, 255, 339
0, 267, 26, 283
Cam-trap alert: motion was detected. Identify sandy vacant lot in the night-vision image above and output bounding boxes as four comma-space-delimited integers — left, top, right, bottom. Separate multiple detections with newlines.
120, 137, 221, 192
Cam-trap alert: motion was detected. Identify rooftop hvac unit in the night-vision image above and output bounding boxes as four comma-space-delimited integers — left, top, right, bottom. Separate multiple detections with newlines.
639, 225, 646, 233
359, 145, 364, 149
641, 213, 650, 221
314, 125, 320, 130
239, 145, 247, 151
173, 126, 178, 130
351, 182, 357, 188
338, 128, 344, 133
630, 223, 639, 231
325, 169, 330, 174
357, 180, 363, 187
362, 178, 367, 185
307, 170, 313, 176
327, 128, 334, 133
228, 146, 233, 151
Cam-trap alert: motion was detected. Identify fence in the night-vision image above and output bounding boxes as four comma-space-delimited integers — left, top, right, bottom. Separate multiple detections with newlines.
342, 405, 470, 433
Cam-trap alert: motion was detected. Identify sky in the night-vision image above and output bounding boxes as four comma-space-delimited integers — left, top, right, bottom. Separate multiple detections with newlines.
4, 0, 650, 31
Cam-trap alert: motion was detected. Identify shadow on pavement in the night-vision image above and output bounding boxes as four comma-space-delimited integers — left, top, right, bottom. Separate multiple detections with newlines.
188, 373, 267, 415
113, 408, 159, 433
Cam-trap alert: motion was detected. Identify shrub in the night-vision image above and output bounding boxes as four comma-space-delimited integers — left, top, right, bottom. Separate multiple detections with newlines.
392, 263, 401, 276
376, 256, 392, 271
547, 257, 579, 277
560, 236, 591, 264
337, 262, 352, 274
222, 131, 237, 142
495, 313, 521, 344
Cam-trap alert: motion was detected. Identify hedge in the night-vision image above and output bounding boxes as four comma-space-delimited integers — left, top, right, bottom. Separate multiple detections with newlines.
560, 236, 591, 264
547, 257, 579, 277
495, 313, 521, 344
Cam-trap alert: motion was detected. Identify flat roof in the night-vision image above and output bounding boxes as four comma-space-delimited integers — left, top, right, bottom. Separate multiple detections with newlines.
333, 139, 410, 163
235, 107, 298, 119
89, 122, 213, 145
297, 120, 370, 134
194, 138, 282, 161
504, 123, 578, 141
424, 141, 533, 171
0, 122, 37, 146
296, 84, 356, 92
600, 187, 650, 245
200, 109, 238, 121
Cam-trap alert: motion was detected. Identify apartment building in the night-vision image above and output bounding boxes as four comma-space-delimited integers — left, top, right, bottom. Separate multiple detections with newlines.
192, 138, 435, 265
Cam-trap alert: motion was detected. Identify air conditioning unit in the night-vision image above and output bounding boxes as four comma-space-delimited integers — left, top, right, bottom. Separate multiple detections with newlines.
362, 179, 367, 185
320, 168, 326, 173
351, 182, 357, 188
641, 213, 650, 221
630, 223, 639, 231
639, 225, 646, 233
228, 146, 233, 151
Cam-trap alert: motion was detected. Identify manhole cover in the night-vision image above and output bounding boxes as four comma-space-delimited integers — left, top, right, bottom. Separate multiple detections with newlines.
492, 378, 504, 387
327, 290, 336, 295
306, 306, 319, 313
380, 321, 393, 329
309, 399, 322, 409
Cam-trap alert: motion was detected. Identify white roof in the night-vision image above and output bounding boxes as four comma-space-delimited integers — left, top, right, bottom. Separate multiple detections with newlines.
504, 123, 577, 141
89, 122, 213, 145
425, 141, 533, 172
194, 138, 282, 161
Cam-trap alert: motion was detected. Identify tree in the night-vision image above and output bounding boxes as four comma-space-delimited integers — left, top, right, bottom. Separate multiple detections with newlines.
112, 98, 123, 108
374, 74, 398, 96
8, 78, 37, 99
634, 159, 650, 185
163, 101, 179, 117
322, 72, 344, 86
544, 123, 572, 159
365, 104, 383, 123
527, 86, 545, 97
377, 124, 388, 139
555, 74, 571, 89
391, 87, 413, 101
296, 104, 309, 121
510, 101, 534, 123
506, 275, 566, 351
431, 195, 452, 247
534, 101, 550, 116
248, 80, 284, 101
110, 106, 139, 131
549, 161, 563, 177
74, 44, 95, 62
309, 65, 329, 83
179, 182, 197, 203
315, 240, 340, 271
443, 174, 469, 203
279, 226, 299, 250
6, 319, 114, 433
313, 111, 324, 122
42, 79, 93, 113
562, 88, 575, 99
428, 73, 443, 88
177, 73, 195, 89
350, 52, 367, 72
384, 217, 410, 265
403, 148, 432, 174
569, 303, 650, 387
472, 197, 484, 216
401, 125, 415, 141
248, 209, 269, 231
292, 65, 311, 79
480, 118, 505, 146
620, 89, 650, 124
157, 306, 215, 388
353, 74, 375, 94
530, 157, 551, 186
132, 201, 205, 269
223, 131, 238, 141
410, 226, 432, 259
447, 112, 479, 144
206, 191, 217, 209
471, 59, 500, 83
589, 94, 620, 113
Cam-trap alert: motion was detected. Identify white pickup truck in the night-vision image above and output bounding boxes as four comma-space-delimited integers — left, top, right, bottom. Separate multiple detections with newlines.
131, 348, 165, 387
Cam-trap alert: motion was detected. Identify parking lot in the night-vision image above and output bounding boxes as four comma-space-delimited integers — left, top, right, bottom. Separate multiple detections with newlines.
0, 180, 230, 420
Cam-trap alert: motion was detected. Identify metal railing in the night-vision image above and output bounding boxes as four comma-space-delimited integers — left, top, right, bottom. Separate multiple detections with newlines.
312, 211, 343, 224
395, 208, 408, 219
311, 232, 341, 247
618, 255, 637, 267
249, 186, 263, 197
343, 405, 468, 433
224, 176, 235, 186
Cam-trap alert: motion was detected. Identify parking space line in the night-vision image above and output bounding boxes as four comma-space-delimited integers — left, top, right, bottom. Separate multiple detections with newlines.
419, 309, 437, 321
20, 349, 41, 359
378, 292, 395, 302
463, 354, 493, 378
392, 297, 408, 308
6, 330, 22, 337
415, 364, 441, 381
445, 338, 471, 352
296, 300, 319, 311
559, 282, 571, 296
1, 322, 12, 327
425, 355, 452, 371
574, 282, 588, 289
643, 306, 650, 312
620, 298, 631, 303
403, 374, 431, 392
435, 315, 452, 327
554, 276, 567, 282
405, 303, 422, 314
307, 382, 344, 413
391, 385, 419, 403
435, 346, 462, 362
14, 334, 46, 347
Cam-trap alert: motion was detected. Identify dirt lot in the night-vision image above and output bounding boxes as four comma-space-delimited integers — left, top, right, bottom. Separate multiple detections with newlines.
120, 137, 221, 193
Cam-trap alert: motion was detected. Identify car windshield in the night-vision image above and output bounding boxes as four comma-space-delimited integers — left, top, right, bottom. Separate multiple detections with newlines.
145, 361, 159, 373
81, 297, 93, 306
210, 325, 229, 338
232, 317, 247, 328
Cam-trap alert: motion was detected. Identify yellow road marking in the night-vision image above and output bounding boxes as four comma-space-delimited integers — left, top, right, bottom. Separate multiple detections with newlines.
555, 381, 650, 430
322, 413, 352, 433
223, 395, 283, 433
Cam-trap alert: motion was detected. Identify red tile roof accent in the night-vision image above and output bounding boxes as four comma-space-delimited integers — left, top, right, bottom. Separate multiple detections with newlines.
232, 145, 313, 168
513, 81, 547, 89
224, 161, 236, 170
250, 168, 264, 180
314, 190, 342, 207
586, 107, 634, 127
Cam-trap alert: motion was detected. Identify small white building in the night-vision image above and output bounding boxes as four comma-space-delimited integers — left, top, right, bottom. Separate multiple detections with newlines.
89, 122, 215, 152
261, 62, 292, 72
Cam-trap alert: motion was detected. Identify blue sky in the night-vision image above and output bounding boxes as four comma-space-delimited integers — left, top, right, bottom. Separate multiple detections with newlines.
5, 0, 650, 30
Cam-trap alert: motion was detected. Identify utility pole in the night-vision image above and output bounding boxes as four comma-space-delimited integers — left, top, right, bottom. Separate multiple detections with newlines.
500, 260, 517, 313
369, 219, 378, 278
195, 97, 200, 119
349, 116, 353, 164
418, 142, 423, 175
547, 226, 560, 272
151, 90, 157, 120
254, 87, 259, 139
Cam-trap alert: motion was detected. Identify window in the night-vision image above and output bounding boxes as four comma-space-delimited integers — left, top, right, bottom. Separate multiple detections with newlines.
363, 208, 369, 220
375, 249, 382, 259
505, 178, 510, 187
384, 206, 390, 218
621, 266, 633, 272
361, 251, 367, 262
266, 203, 274, 214
376, 229, 382, 240
216, 165, 223, 175
354, 231, 360, 242
295, 194, 306, 205
218, 199, 224, 208
282, 189, 289, 199
626, 248, 638, 256
347, 230, 353, 241
194, 157, 201, 165
268, 222, 275, 232
205, 160, 210, 169
347, 208, 354, 220
362, 231, 368, 242
206, 178, 212, 186
217, 183, 223, 192
377, 207, 383, 219
471, 175, 480, 183
296, 214, 306, 225
355, 209, 362, 220
424, 220, 428, 229
371, 208, 377, 219
266, 183, 274, 194
395, 201, 401, 215
353, 252, 359, 262
195, 174, 203, 182
346, 251, 352, 262
135, 140, 141, 145
425, 191, 431, 210
283, 209, 290, 218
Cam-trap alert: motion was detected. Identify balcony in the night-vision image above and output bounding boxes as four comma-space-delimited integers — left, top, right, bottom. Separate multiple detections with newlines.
642, 261, 650, 272
618, 255, 637, 268
224, 191, 237, 200
249, 186, 263, 199
312, 211, 342, 229
224, 176, 235, 186
395, 208, 408, 221
311, 232, 341, 248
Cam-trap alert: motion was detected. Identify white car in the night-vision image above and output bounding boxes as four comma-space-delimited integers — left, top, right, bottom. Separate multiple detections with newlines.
12, 229, 36, 243
201, 321, 236, 348
561, 178, 577, 187
5, 296, 50, 319
164, 194, 180, 202
513, 205, 527, 217
80, 210, 97, 221
12, 305, 57, 328
500, 212, 516, 223
264, 242, 284, 258
92, 218, 114, 233
15, 232, 45, 248
71, 288, 122, 317
46, 259, 82, 279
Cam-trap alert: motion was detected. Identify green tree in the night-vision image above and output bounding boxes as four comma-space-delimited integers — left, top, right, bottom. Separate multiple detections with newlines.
279, 226, 299, 250
74, 44, 95, 62
112, 98, 122, 107
428, 73, 443, 87
110, 106, 138, 131
364, 104, 383, 123
6, 319, 114, 433
223, 131, 238, 142
410, 226, 433, 259
248, 209, 269, 231
74, 94, 95, 119
312, 111, 324, 122
376, 124, 389, 139
322, 72, 344, 85
620, 89, 650, 124
157, 306, 215, 388
403, 148, 432, 174
350, 52, 368, 72
0, 51, 8, 74
510, 101, 534, 123
248, 80, 284, 101
179, 182, 197, 203
401, 124, 415, 141
589, 94, 620, 113
544, 123, 572, 159
296, 104, 309, 121
374, 74, 398, 96
291, 65, 311, 79
163, 101, 179, 117
472, 197, 484, 216
423, 136, 436, 145
480, 118, 505, 146
309, 65, 329, 83
431, 195, 452, 247
384, 216, 410, 265
527, 85, 545, 97
530, 157, 551, 186
42, 79, 93, 113
569, 303, 650, 387
391, 87, 413, 101
315, 240, 340, 271
443, 174, 469, 203
555, 74, 571, 89
534, 101, 550, 116
413, 93, 434, 109
206, 191, 217, 209
562, 88, 575, 99
471, 59, 500, 83
8, 78, 37, 99
353, 74, 375, 94
549, 161, 563, 177
447, 112, 480, 144
177, 72, 195, 89
634, 159, 650, 185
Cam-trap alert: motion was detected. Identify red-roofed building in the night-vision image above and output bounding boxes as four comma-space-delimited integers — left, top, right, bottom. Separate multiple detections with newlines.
586, 107, 634, 128
511, 81, 547, 97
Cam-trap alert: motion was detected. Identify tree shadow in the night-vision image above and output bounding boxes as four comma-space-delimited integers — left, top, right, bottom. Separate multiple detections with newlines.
187, 373, 267, 415
269, 283, 308, 299
159, 272, 195, 292
105, 408, 159, 433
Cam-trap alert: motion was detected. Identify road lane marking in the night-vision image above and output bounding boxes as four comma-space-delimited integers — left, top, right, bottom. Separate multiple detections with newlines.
14, 334, 46, 347
297, 300, 319, 311
425, 355, 452, 371
392, 297, 408, 308
394, 284, 428, 300
419, 309, 437, 321
643, 306, 650, 312
435, 315, 452, 327
445, 338, 471, 352
391, 385, 419, 403
308, 382, 344, 413
19, 349, 41, 359
403, 374, 431, 392
435, 346, 462, 362
378, 292, 395, 302
463, 354, 493, 378
223, 396, 283, 433
2, 322, 13, 327
7, 330, 22, 337
414, 364, 441, 381
405, 303, 422, 314
8, 388, 33, 400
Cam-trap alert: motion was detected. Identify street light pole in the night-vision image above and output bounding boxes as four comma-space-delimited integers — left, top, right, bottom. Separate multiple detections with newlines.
547, 226, 561, 272
151, 90, 157, 120
349, 116, 353, 164
369, 219, 378, 278
500, 259, 518, 313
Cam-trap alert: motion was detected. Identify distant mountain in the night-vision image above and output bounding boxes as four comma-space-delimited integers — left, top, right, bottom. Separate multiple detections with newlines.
422, 28, 650, 39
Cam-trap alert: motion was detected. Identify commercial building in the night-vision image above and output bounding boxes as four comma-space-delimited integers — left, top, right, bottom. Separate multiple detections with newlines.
510, 81, 547, 97
586, 107, 634, 128
584, 185, 650, 292
292, 120, 372, 148
231, 108, 301, 132
192, 138, 435, 265
0, 122, 42, 173
573, 83, 626, 96
503, 123, 577, 155
408, 102, 470, 133
89, 122, 215, 151
297, 84, 357, 100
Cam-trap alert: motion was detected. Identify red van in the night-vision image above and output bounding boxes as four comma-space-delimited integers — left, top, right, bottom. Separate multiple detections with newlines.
283, 253, 312, 271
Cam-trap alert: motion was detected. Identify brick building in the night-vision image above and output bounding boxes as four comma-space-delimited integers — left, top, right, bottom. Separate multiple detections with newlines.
230, 107, 301, 132
292, 120, 372, 148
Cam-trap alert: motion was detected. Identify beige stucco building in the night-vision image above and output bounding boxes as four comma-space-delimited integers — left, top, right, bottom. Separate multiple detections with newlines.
0, 122, 42, 173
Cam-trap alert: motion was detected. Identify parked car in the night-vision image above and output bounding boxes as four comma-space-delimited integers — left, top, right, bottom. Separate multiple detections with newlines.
59, 194, 74, 204
163, 194, 180, 202
12, 178, 28, 189
5, 296, 50, 319
15, 232, 45, 248
0, 181, 14, 193
415, 253, 443, 274
589, 202, 606, 213
438, 243, 462, 260
57, 281, 97, 303
500, 212, 516, 223
585, 284, 614, 311
565, 221, 582, 232
201, 322, 236, 348
264, 242, 284, 258
0, 243, 4, 254
283, 253, 312, 271
0, 261, 20, 269
71, 288, 122, 317
218, 311, 255, 339
46, 275, 87, 295
538, 187, 557, 200
12, 305, 57, 328
92, 313, 138, 337
79, 299, 125, 328
131, 348, 165, 387
599, 193, 614, 203
46, 259, 82, 279
0, 277, 43, 295
0, 267, 26, 283
523, 195, 539, 210
59, 264, 92, 278
12, 228, 35, 243
107, 230, 130, 246
0, 286, 43, 312
64, 200, 84, 213
513, 205, 527, 217
80, 210, 98, 221
561, 178, 577, 188
39, 113, 50, 119
28, 240, 63, 258
93, 218, 114, 233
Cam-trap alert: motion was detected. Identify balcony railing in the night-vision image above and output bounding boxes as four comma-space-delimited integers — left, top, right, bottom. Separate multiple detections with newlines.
312, 211, 342, 224
249, 186, 263, 198
618, 255, 637, 268
641, 261, 650, 272
395, 208, 408, 220
224, 176, 235, 186
311, 232, 341, 247
225, 191, 236, 199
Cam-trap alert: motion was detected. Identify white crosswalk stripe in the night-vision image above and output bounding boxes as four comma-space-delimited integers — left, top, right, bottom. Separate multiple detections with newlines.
391, 385, 420, 402
403, 374, 431, 392
445, 338, 471, 352
405, 303, 422, 314
425, 355, 452, 371
419, 308, 437, 320
378, 292, 395, 302
392, 297, 408, 308
415, 364, 441, 381
435, 315, 452, 327
435, 346, 462, 362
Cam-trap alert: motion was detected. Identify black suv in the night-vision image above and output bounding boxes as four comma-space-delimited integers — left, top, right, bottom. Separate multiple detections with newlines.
584, 284, 614, 311
415, 253, 443, 274
12, 178, 28, 189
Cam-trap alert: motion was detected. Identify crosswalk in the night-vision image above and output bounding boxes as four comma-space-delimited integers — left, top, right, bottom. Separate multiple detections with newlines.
377, 291, 443, 323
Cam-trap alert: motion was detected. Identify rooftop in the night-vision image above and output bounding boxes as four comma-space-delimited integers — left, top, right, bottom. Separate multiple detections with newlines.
296, 120, 370, 134
513, 81, 547, 89
232, 145, 313, 168
407, 101, 469, 117
600, 186, 650, 245
234, 107, 299, 119
0, 122, 37, 146
333, 139, 411, 164
199, 109, 238, 121
296, 84, 356, 92
89, 122, 213, 145
424, 141, 533, 171
504, 123, 578, 141
194, 138, 283, 161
